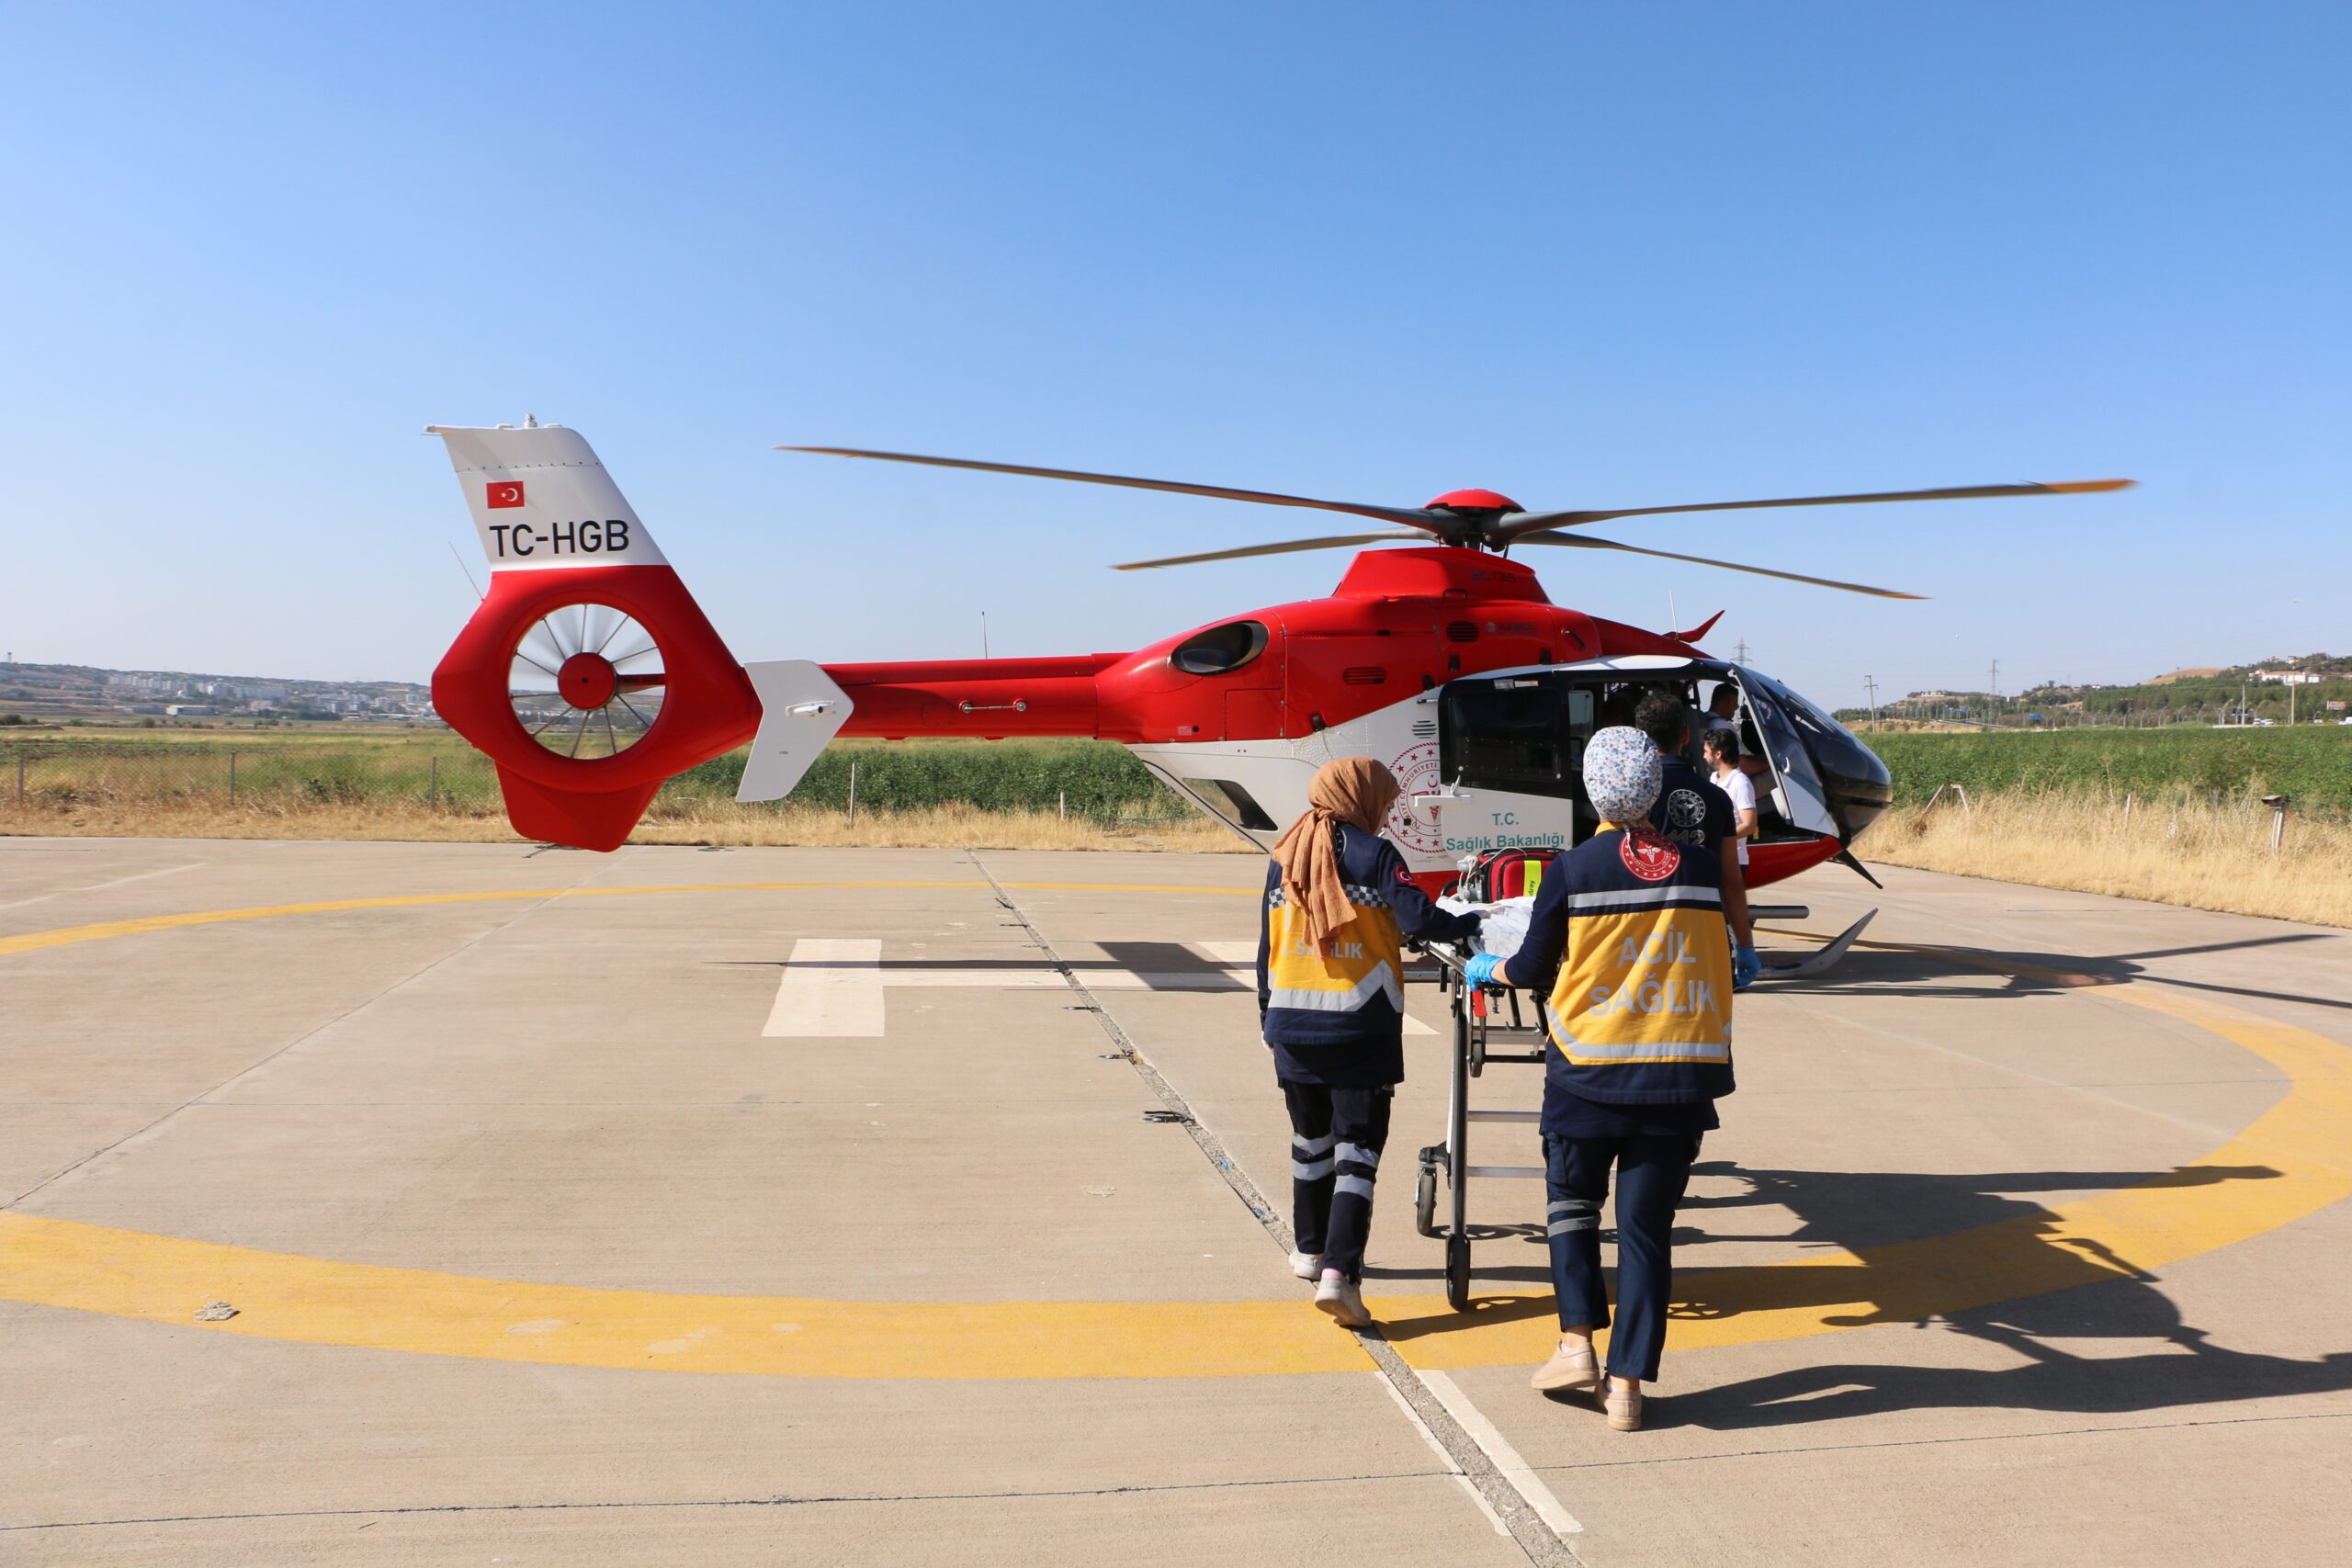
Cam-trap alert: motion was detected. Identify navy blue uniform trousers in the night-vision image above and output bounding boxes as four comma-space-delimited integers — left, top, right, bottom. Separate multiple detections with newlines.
1282, 1082, 1392, 1282
1543, 1131, 1700, 1382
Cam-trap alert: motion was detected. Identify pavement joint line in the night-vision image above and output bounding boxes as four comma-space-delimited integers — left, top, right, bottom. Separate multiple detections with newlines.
0, 1465, 1471, 1534
1373, 1370, 1512, 1536
967, 852, 1586, 1568
1, 864, 611, 1212
0, 858, 207, 911
1522, 1405, 2352, 1473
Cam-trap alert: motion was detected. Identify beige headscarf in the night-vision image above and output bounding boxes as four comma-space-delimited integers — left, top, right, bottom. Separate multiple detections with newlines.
1270, 757, 1404, 943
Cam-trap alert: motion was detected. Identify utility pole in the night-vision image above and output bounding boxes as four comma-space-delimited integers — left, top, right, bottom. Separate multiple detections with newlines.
1863, 674, 1880, 729
1733, 637, 1750, 664
1988, 660, 1999, 729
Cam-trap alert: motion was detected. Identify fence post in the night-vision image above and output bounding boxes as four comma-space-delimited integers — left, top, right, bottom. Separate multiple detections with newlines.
1059, 789, 1067, 821
429, 756, 438, 808
846, 761, 857, 827
228, 751, 236, 804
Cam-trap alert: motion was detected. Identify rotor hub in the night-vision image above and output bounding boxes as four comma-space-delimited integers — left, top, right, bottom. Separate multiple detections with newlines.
1424, 488, 1522, 514
558, 651, 618, 711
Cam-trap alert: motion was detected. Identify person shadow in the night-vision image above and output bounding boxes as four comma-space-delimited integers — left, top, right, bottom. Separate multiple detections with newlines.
1663, 1158, 2352, 1428
1376, 1158, 2352, 1430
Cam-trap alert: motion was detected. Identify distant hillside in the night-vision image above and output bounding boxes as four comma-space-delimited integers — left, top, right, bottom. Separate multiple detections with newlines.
1836, 652, 2351, 729
0, 662, 435, 727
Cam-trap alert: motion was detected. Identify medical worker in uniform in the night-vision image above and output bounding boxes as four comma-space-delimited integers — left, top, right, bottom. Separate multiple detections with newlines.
1258, 758, 1478, 1328
1463, 728, 1742, 1430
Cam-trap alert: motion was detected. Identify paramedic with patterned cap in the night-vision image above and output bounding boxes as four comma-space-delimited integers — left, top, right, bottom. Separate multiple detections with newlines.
1257, 757, 1478, 1329
1462, 727, 1744, 1432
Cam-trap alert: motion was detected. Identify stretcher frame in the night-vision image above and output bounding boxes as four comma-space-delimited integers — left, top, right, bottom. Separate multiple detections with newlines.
1410, 940, 1546, 1312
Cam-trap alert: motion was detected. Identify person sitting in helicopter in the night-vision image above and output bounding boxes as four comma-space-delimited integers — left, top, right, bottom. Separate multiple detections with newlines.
1701, 682, 1741, 741
1459, 727, 1738, 1432
1257, 757, 1479, 1329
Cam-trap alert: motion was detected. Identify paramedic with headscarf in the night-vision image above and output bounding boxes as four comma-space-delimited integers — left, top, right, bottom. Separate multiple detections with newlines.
1461, 727, 1739, 1432
1258, 757, 1478, 1329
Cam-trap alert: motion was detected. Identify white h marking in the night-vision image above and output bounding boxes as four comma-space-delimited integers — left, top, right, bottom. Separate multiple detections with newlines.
761, 938, 1434, 1038
763, 938, 887, 1038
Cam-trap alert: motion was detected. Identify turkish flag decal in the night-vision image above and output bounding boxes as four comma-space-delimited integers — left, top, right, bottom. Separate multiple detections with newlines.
486, 481, 526, 509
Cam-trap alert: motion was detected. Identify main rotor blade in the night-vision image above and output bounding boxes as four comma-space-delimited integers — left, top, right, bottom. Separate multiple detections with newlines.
1498, 478, 2133, 539
1112, 532, 1429, 571
778, 446, 1443, 531
1512, 530, 1925, 599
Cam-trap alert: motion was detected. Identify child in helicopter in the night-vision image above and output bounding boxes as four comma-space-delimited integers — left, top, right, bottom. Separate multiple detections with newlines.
1258, 757, 1479, 1328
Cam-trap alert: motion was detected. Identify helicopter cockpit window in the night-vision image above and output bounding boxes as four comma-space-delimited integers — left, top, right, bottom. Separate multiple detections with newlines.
1170, 620, 1270, 676
1440, 679, 1594, 796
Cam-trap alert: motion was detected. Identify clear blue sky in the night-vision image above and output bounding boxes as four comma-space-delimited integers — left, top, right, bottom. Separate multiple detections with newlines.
3, 3, 2345, 709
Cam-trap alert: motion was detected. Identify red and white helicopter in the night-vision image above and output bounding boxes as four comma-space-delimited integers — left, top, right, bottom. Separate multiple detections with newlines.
428, 423, 2128, 907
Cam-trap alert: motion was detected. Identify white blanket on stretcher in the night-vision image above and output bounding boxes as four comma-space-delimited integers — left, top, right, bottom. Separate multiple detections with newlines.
1437, 895, 1538, 964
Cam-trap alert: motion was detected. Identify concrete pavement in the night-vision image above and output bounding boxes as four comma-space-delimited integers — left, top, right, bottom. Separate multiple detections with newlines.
3, 836, 2347, 1564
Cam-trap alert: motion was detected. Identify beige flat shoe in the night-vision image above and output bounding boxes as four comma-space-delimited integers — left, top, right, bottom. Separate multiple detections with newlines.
1599, 1378, 1644, 1432
1314, 1272, 1372, 1329
1529, 1337, 1600, 1393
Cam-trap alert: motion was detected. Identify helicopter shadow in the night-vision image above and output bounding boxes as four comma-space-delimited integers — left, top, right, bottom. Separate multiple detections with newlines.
1765, 929, 2352, 1014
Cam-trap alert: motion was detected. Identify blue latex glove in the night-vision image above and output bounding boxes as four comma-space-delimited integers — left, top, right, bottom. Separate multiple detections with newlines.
1464, 952, 1505, 988
1733, 945, 1762, 991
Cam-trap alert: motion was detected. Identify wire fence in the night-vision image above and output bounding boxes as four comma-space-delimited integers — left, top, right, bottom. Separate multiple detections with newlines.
1, 739, 1199, 827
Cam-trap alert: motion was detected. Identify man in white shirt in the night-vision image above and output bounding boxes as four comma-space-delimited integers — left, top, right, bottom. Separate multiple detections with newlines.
1704, 727, 1757, 866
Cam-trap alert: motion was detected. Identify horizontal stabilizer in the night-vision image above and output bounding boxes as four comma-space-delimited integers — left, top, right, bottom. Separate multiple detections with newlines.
739, 661, 854, 802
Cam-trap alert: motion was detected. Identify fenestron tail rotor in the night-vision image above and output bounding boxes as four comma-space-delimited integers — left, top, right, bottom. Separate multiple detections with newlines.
779, 445, 2133, 598
506, 603, 666, 758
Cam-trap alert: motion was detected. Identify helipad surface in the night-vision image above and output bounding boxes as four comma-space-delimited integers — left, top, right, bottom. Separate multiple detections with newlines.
5, 837, 2348, 1566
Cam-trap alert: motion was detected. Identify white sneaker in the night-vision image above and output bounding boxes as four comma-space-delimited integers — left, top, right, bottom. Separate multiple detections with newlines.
1287, 1251, 1323, 1281
1314, 1269, 1372, 1328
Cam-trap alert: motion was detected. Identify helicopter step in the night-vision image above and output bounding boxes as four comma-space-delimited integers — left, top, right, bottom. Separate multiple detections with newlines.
1752, 906, 1877, 980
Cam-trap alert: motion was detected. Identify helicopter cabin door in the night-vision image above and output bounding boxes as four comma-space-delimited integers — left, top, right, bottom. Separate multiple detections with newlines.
1424, 673, 1591, 860
1726, 667, 1840, 840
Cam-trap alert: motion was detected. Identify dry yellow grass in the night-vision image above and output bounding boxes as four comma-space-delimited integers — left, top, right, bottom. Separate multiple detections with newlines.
1863, 794, 2352, 929
0, 795, 1250, 853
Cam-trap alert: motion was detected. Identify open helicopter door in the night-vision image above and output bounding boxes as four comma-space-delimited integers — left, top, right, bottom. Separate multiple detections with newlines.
1415, 672, 1592, 868
1720, 666, 1876, 976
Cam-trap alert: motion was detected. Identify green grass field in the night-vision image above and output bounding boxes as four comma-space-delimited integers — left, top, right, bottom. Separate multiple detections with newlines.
13, 721, 2347, 824
1867, 727, 2352, 811
4, 732, 1184, 821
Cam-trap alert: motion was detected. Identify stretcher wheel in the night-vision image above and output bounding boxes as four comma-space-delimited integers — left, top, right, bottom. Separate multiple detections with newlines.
1468, 1023, 1487, 1078
1414, 1164, 1439, 1237
1445, 1232, 1471, 1312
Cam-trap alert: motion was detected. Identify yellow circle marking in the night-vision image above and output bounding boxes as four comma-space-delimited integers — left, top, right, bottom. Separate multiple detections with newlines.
3, 887, 2346, 1378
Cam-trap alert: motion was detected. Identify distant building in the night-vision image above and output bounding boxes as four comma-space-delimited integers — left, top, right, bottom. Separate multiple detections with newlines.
2252, 669, 2321, 686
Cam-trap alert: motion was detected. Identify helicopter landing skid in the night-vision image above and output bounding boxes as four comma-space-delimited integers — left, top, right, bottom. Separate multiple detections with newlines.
1749, 905, 1876, 980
